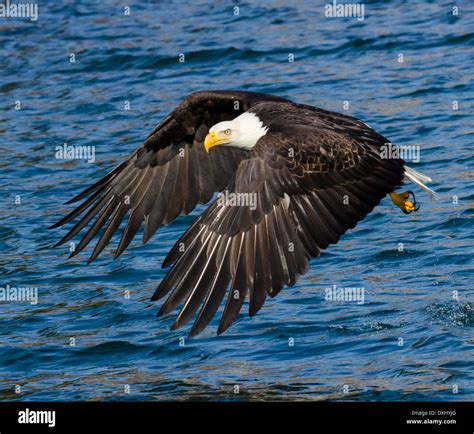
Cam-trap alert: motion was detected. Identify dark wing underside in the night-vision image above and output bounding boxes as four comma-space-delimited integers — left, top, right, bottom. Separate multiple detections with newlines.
50, 90, 288, 262
153, 106, 405, 336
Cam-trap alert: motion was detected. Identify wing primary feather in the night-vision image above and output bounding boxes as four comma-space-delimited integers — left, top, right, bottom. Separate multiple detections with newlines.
72, 164, 144, 264
188, 236, 233, 337
244, 225, 256, 293
164, 146, 187, 224
170, 234, 223, 330
183, 144, 200, 214
65, 159, 130, 204
53, 187, 114, 247
94, 165, 151, 259
87, 202, 128, 263
142, 161, 171, 244
265, 212, 285, 297
161, 215, 206, 269
156, 231, 214, 312
114, 167, 155, 258
272, 203, 293, 285
217, 234, 248, 335
68, 196, 116, 258
151, 225, 207, 301
290, 197, 323, 255
147, 158, 179, 230
249, 220, 269, 317
49, 186, 112, 230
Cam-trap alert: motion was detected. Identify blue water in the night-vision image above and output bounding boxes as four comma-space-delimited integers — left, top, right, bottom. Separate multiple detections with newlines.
0, 1, 473, 401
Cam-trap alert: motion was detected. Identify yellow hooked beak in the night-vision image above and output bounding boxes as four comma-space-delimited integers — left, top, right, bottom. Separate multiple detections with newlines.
204, 131, 229, 153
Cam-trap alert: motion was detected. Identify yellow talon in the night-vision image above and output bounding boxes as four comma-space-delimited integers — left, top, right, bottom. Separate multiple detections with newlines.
389, 191, 420, 214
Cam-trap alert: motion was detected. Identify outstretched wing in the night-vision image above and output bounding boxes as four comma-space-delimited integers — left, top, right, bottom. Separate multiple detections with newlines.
153, 117, 405, 337
50, 90, 288, 262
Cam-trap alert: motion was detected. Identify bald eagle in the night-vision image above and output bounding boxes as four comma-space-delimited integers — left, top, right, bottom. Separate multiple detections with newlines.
51, 90, 436, 337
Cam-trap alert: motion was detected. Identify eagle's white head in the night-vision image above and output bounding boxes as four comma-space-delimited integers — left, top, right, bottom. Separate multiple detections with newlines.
204, 112, 268, 152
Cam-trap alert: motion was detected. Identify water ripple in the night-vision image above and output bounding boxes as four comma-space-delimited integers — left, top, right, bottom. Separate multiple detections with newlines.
0, 0, 472, 402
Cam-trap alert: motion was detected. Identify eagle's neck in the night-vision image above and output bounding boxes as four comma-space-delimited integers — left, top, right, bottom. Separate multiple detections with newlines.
231, 112, 268, 150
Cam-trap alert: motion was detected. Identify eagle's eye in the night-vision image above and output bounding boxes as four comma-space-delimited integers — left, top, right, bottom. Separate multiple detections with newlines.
224, 129, 231, 135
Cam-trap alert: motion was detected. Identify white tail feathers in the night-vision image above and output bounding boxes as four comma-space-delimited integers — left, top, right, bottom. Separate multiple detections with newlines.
404, 166, 438, 201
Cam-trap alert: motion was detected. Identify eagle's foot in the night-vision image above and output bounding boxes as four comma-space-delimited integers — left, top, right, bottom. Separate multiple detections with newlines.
389, 191, 419, 214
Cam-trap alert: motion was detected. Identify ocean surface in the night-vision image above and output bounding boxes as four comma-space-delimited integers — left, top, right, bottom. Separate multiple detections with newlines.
0, 0, 472, 401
